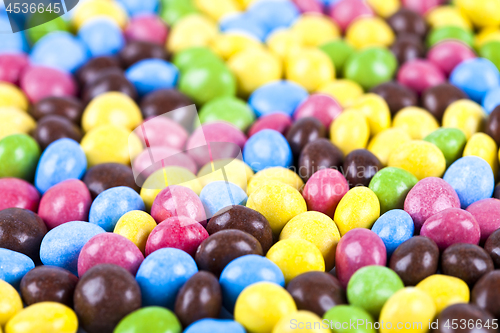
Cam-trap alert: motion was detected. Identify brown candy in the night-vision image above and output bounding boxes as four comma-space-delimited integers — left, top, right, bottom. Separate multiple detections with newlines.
119, 41, 168, 68
342, 149, 382, 188
286, 117, 326, 160
82, 163, 140, 199
33, 115, 82, 150
174, 271, 222, 327
484, 229, 500, 268
0, 208, 47, 262
390, 34, 425, 64
286, 271, 346, 317
471, 270, 500, 319
389, 236, 439, 286
434, 303, 497, 333
74, 264, 141, 333
298, 138, 344, 182
29, 96, 83, 125
421, 84, 468, 121
387, 9, 428, 38
485, 106, 500, 147
82, 71, 137, 104
76, 56, 122, 86
370, 81, 418, 115
207, 205, 273, 253
139, 89, 195, 129
195, 230, 263, 277
441, 243, 494, 287
20, 266, 78, 307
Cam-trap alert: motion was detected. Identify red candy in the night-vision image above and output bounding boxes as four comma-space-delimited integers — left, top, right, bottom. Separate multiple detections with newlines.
466, 198, 500, 244
427, 40, 476, 76
294, 94, 343, 128
248, 113, 292, 137
302, 169, 349, 218
397, 60, 446, 94
0, 178, 40, 212
21, 66, 77, 103
0, 53, 29, 84
124, 15, 169, 46
151, 185, 207, 225
133, 146, 198, 179
329, 0, 374, 31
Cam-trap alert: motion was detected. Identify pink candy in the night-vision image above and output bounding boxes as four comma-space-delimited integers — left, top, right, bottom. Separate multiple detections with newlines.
401, 0, 441, 15
151, 185, 207, 225
302, 169, 349, 218
136, 116, 189, 151
124, 15, 169, 45
294, 94, 343, 128
329, 0, 374, 31
133, 146, 198, 178
21, 66, 77, 103
427, 41, 476, 76
292, 0, 323, 13
398, 60, 446, 94
248, 113, 292, 137
466, 198, 500, 244
0, 53, 29, 84
0, 178, 40, 212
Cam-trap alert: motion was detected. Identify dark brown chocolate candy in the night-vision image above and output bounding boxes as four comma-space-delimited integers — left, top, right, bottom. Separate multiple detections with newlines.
29, 96, 83, 124
390, 34, 425, 64
298, 138, 344, 182
342, 149, 382, 188
484, 229, 500, 268
82, 71, 137, 104
195, 230, 263, 277
434, 303, 497, 333
174, 271, 222, 327
119, 41, 168, 68
441, 243, 494, 287
0, 208, 47, 262
387, 9, 428, 38
74, 264, 141, 333
76, 56, 122, 86
20, 266, 78, 307
471, 270, 500, 319
370, 81, 418, 115
286, 271, 346, 317
485, 106, 500, 147
286, 117, 326, 160
389, 236, 439, 286
140, 89, 195, 129
421, 84, 468, 121
83, 163, 140, 199
207, 205, 273, 253
33, 115, 82, 150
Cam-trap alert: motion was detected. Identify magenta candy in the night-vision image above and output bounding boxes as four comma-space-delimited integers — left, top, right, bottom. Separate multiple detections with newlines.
404, 177, 460, 233
133, 147, 198, 179
151, 185, 207, 226
421, 208, 480, 251
329, 0, 374, 31
145, 216, 209, 256
294, 94, 343, 128
124, 15, 169, 46
248, 113, 292, 137
401, 0, 441, 15
0, 178, 40, 212
335, 228, 387, 288
427, 41, 476, 76
136, 116, 189, 150
0, 53, 29, 84
397, 60, 446, 94
466, 198, 500, 244
21, 66, 77, 103
302, 169, 349, 218
292, 0, 323, 13
38, 179, 91, 230
77, 232, 144, 277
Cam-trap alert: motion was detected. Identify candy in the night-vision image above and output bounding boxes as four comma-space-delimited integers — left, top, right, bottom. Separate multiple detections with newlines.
286, 48, 334, 93
319, 40, 355, 74
213, 33, 264, 61
114, 210, 157, 254
329, 0, 374, 31
199, 181, 248, 217
124, 15, 168, 45
334, 187, 380, 235
0, 54, 29, 85
398, 60, 446, 94
266, 29, 302, 60
197, 158, 251, 192
466, 198, 500, 244
348, 94, 391, 136
346, 17, 395, 50
390, 34, 426, 65
371, 81, 418, 116
167, 14, 218, 53
159, 0, 198, 25
119, 41, 169, 68
0, 178, 39, 212
421, 84, 468, 121
371, 209, 414, 255
219, 15, 266, 41
286, 117, 326, 159
450, 58, 500, 103
367, 0, 400, 18
343, 149, 381, 187
73, 0, 128, 29
0, 279, 22, 326
484, 229, 500, 268
0, 134, 40, 181
369, 167, 418, 214
426, 6, 472, 30
0, 248, 35, 288
423, 128, 467, 167
392, 107, 439, 140
33, 115, 82, 150
83, 163, 139, 199
367, 129, 411, 166
76, 56, 122, 85
427, 26, 474, 48
199, 97, 255, 131
330, 110, 370, 155
428, 40, 476, 76
434, 303, 496, 333
0, 107, 36, 140
184, 319, 245, 333
387, 9, 428, 37
318, 79, 364, 108
247, 167, 304, 195
480, 40, 500, 71
471, 271, 500, 319
416, 275, 470, 314
464, 133, 498, 177
273, 310, 329, 333
247, 0, 299, 32
125, 59, 179, 97
151, 185, 206, 224
456, 0, 500, 28
298, 139, 344, 182
323, 305, 376, 333
78, 19, 124, 57
243, 129, 292, 172
249, 81, 308, 117
291, 14, 340, 47
5, 302, 78, 333
115, 307, 182, 333
0, 83, 28, 111
83, 69, 138, 104
344, 47, 397, 90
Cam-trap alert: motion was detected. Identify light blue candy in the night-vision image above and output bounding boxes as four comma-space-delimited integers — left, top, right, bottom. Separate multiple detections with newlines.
39, 221, 106, 276
371, 209, 414, 256
249, 80, 309, 117
185, 319, 246, 333
243, 129, 292, 172
199, 181, 247, 218
247, 0, 299, 33
0, 248, 35, 288
89, 186, 145, 232
117, 0, 159, 16
450, 58, 500, 103
219, 255, 285, 311
125, 59, 179, 96
220, 14, 267, 41
443, 156, 495, 209
136, 248, 198, 308
0, 11, 28, 53
78, 19, 124, 57
35, 138, 87, 194
482, 86, 500, 114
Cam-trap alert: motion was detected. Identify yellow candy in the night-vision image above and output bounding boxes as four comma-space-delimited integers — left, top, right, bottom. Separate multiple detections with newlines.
234, 0, 258, 9
317, 79, 364, 107
347, 93, 391, 136
0, 83, 28, 111
292, 14, 340, 47
0, 280, 22, 326
392, 107, 439, 140
379, 288, 436, 333
272, 311, 330, 333
266, 238, 325, 283
416, 275, 470, 314
266, 29, 302, 60
285, 48, 335, 93
426, 6, 472, 30
228, 48, 282, 97
0, 107, 36, 140
280, 211, 340, 271
114, 210, 157, 254
475, 27, 500, 49
345, 17, 395, 49
211, 33, 263, 60
197, 158, 253, 191
5, 302, 78, 333
334, 187, 380, 235
72, 0, 128, 30
367, 0, 400, 18
456, 0, 500, 28
167, 14, 218, 53
195, 0, 239, 21
463, 133, 498, 176
247, 167, 304, 196
330, 110, 370, 155
234, 282, 296, 333
368, 128, 412, 166
82, 92, 143, 133
442, 100, 486, 139
80, 124, 143, 168
247, 182, 307, 235
388, 140, 446, 180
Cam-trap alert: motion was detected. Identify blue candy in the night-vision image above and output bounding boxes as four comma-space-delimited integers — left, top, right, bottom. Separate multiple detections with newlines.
0, 11, 28, 53
450, 58, 500, 103
89, 186, 145, 232
117, 0, 159, 16
35, 138, 87, 194
125, 59, 179, 96
39, 221, 106, 276
219, 13, 267, 41
482, 86, 500, 114
184, 319, 246, 333
249, 80, 309, 117
78, 18, 125, 57
199, 181, 247, 218
136, 248, 198, 308
243, 129, 292, 172
371, 209, 414, 256
0, 248, 35, 288
443, 156, 495, 209
219, 255, 285, 311
247, 0, 299, 33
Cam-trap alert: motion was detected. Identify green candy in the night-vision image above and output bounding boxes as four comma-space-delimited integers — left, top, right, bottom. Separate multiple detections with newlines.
426, 26, 474, 48
369, 167, 418, 214
423, 128, 467, 168
26, 15, 70, 44
323, 305, 376, 333
480, 41, 500, 72
320, 40, 355, 73
199, 96, 255, 131
114, 307, 182, 333
344, 47, 397, 90
0, 134, 40, 181
172, 47, 224, 73
159, 0, 198, 25
347, 266, 404, 318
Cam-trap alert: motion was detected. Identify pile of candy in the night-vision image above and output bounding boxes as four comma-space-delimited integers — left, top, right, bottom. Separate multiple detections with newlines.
2, 0, 500, 332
